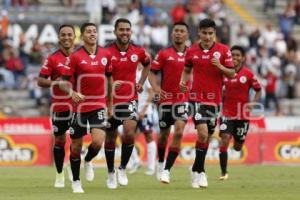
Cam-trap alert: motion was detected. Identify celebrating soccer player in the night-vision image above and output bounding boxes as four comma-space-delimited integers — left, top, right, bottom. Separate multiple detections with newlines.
37, 24, 75, 188
148, 22, 189, 183
104, 18, 150, 189
180, 18, 235, 188
60, 23, 112, 193
218, 45, 262, 180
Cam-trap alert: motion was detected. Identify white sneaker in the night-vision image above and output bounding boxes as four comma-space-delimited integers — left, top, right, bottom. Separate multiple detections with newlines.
156, 162, 164, 181
190, 171, 199, 189
84, 161, 94, 182
128, 162, 141, 174
54, 171, 65, 188
72, 180, 84, 193
117, 168, 128, 186
219, 173, 229, 181
107, 171, 118, 189
66, 165, 73, 182
160, 170, 170, 184
198, 172, 208, 188
144, 168, 155, 176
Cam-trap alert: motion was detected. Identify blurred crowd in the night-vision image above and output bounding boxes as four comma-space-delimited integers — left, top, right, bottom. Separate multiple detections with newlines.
0, 0, 299, 116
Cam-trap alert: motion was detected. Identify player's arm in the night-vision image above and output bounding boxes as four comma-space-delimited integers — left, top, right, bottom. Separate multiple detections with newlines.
211, 58, 235, 78
37, 74, 52, 88
179, 66, 192, 93
37, 56, 57, 88
106, 75, 113, 118
247, 75, 262, 112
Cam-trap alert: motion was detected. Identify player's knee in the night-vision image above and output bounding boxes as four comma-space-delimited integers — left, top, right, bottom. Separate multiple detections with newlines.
198, 133, 208, 142
90, 141, 102, 151
173, 132, 183, 143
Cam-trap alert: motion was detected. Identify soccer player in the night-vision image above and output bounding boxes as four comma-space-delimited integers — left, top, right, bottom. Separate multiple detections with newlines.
104, 18, 150, 189
179, 18, 235, 188
60, 22, 112, 193
148, 22, 189, 183
219, 45, 262, 180
37, 24, 75, 188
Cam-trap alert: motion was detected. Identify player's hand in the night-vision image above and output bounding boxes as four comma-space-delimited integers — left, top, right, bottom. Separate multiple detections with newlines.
153, 87, 167, 100
136, 82, 143, 93
179, 81, 188, 93
246, 103, 254, 113
107, 105, 113, 118
71, 91, 85, 103
113, 80, 124, 90
211, 58, 222, 68
138, 112, 145, 120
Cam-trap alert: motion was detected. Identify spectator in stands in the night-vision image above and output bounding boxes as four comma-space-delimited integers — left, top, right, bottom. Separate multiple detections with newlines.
85, 0, 102, 25
102, 0, 116, 24
143, 0, 157, 25
279, 1, 296, 40
260, 22, 278, 55
170, 2, 187, 24
5, 48, 25, 87
11, 0, 28, 7
295, 0, 300, 24
0, 64, 15, 89
263, 0, 276, 12
30, 39, 43, 65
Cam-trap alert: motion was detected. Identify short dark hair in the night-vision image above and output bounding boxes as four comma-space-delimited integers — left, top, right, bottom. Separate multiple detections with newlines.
172, 22, 189, 31
80, 22, 97, 34
58, 24, 75, 34
114, 18, 131, 29
231, 45, 246, 56
199, 18, 216, 29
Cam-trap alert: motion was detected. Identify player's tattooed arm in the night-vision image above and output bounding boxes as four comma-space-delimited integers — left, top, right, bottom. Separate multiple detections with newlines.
59, 75, 85, 103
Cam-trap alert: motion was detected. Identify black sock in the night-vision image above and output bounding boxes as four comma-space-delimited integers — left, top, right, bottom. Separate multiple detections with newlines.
120, 143, 134, 169
157, 144, 166, 163
192, 142, 208, 173
105, 141, 116, 173
84, 145, 100, 162
219, 147, 228, 175
164, 147, 179, 171
53, 143, 65, 173
70, 150, 81, 181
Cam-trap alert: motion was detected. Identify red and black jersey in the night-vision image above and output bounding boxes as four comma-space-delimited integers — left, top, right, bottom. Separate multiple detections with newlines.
62, 46, 112, 113
39, 49, 72, 112
106, 42, 150, 105
222, 66, 261, 120
151, 45, 188, 104
185, 42, 234, 105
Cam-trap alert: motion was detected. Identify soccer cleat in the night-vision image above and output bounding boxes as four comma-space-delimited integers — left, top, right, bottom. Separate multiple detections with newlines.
128, 161, 141, 174
84, 161, 94, 182
107, 171, 118, 189
144, 168, 155, 176
117, 168, 128, 186
198, 172, 208, 188
156, 162, 164, 181
66, 165, 73, 182
54, 171, 65, 188
160, 170, 170, 184
191, 171, 200, 189
219, 173, 229, 181
72, 180, 84, 193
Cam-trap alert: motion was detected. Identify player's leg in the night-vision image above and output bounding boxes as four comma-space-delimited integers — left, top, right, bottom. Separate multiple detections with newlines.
69, 112, 87, 193
233, 120, 249, 151
84, 109, 106, 182
144, 130, 156, 175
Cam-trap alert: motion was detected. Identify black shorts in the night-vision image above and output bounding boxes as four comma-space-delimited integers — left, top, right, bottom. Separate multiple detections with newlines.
190, 102, 219, 135
51, 110, 71, 136
69, 108, 107, 139
137, 114, 153, 133
158, 103, 189, 129
219, 117, 249, 144
107, 100, 138, 131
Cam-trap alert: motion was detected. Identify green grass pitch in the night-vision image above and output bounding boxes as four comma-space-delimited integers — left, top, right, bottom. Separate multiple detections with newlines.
0, 165, 299, 200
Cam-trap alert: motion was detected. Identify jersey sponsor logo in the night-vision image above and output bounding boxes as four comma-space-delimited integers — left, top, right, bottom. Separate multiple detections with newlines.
239, 76, 247, 84
91, 61, 99, 66
202, 55, 210, 59
80, 60, 87, 64
120, 57, 128, 62
178, 58, 185, 62
131, 54, 138, 62
275, 137, 300, 161
0, 135, 37, 165
213, 51, 221, 59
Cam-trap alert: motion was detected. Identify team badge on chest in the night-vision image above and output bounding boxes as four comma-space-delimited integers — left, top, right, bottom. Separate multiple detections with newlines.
130, 54, 138, 62
101, 57, 108, 66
